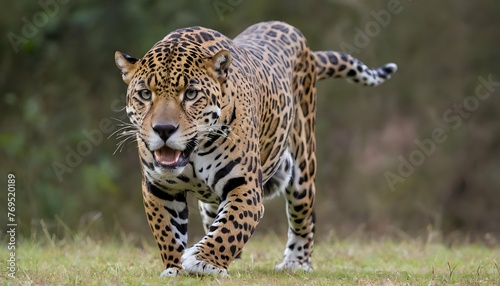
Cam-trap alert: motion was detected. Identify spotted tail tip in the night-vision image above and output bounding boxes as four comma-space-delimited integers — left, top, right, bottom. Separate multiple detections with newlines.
379, 62, 398, 79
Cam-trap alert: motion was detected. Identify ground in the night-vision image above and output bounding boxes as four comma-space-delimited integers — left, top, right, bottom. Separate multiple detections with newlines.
1, 233, 499, 285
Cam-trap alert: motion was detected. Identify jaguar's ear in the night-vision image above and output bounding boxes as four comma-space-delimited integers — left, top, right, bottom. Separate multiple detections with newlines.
209, 50, 232, 80
115, 51, 139, 84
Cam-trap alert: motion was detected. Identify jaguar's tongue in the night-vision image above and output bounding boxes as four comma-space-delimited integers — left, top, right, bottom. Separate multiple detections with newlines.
154, 147, 182, 166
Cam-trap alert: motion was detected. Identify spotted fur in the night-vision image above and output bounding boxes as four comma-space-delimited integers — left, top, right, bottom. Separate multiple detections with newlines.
114, 21, 397, 276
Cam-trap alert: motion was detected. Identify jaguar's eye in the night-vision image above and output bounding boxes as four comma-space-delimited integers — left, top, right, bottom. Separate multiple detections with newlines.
138, 89, 152, 100
184, 88, 199, 101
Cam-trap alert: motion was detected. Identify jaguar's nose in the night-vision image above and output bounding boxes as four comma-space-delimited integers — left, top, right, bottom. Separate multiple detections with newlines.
152, 124, 178, 141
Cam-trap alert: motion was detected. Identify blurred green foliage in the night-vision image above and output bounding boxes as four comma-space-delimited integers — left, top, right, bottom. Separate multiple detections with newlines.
1, 0, 499, 241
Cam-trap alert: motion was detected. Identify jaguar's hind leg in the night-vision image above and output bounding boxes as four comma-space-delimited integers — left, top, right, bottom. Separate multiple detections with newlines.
276, 48, 317, 272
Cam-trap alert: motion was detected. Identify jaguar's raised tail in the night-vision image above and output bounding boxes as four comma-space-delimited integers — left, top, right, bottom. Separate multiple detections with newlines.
313, 50, 397, 86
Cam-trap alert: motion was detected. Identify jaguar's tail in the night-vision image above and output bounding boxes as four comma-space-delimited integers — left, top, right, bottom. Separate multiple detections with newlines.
313, 50, 397, 87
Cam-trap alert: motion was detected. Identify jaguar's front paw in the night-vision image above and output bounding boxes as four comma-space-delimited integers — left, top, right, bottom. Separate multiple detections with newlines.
159, 267, 183, 277
181, 246, 228, 277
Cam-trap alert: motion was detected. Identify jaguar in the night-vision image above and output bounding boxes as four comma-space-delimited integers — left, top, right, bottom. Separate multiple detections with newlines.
114, 21, 397, 277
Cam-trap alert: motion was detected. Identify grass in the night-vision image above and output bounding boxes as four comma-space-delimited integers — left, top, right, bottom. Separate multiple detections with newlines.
1, 232, 499, 285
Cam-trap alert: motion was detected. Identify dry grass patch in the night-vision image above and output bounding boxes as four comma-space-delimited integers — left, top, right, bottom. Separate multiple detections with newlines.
1, 234, 499, 285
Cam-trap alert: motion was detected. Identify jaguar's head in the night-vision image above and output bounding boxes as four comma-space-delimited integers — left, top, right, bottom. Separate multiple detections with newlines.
115, 40, 232, 175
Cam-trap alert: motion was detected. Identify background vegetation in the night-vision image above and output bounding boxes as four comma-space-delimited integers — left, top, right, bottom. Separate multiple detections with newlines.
1, 0, 500, 246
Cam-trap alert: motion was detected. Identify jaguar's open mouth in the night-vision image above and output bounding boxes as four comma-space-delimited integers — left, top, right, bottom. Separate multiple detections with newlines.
152, 146, 192, 168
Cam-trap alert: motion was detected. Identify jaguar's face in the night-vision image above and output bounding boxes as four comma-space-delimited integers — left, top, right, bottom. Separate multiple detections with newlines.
115, 42, 232, 176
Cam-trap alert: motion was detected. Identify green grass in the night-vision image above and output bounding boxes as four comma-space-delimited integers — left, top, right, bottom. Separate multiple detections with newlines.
1, 233, 499, 285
